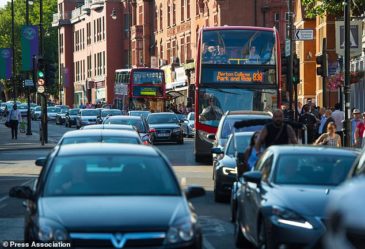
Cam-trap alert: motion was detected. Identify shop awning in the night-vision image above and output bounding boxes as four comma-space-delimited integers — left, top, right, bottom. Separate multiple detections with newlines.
166, 90, 184, 99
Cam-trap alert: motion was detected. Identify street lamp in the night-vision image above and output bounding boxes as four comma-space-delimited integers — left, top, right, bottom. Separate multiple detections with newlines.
26, 0, 33, 136
11, 0, 15, 103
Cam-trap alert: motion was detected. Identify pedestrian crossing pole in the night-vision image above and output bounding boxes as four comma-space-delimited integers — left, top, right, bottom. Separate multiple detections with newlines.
343, 0, 351, 147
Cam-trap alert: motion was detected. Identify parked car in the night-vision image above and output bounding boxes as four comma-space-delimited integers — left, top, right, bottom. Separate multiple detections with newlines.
348, 147, 365, 178
147, 112, 184, 145
31, 106, 42, 120
55, 108, 69, 125
75, 109, 101, 129
9, 143, 205, 248
212, 131, 254, 202
97, 109, 123, 123
47, 107, 61, 120
64, 108, 80, 128
18, 104, 29, 117
211, 111, 272, 163
234, 145, 359, 249
103, 116, 150, 143
57, 129, 142, 145
128, 110, 151, 119
184, 112, 195, 137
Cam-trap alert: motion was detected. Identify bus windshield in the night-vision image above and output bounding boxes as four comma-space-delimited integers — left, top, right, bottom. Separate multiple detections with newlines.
198, 88, 276, 127
133, 70, 164, 84
201, 29, 276, 65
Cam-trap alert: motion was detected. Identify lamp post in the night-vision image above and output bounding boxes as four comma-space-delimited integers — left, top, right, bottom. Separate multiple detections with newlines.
26, 0, 33, 135
11, 0, 16, 103
343, 0, 351, 147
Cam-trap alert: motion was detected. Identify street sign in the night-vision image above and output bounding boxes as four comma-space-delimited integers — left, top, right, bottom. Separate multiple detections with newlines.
285, 39, 290, 57
295, 29, 314, 40
24, 79, 34, 87
335, 21, 363, 57
37, 78, 45, 86
37, 86, 45, 93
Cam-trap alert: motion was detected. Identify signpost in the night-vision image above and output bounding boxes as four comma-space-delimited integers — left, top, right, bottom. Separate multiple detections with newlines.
37, 85, 45, 93
24, 79, 34, 87
295, 29, 314, 40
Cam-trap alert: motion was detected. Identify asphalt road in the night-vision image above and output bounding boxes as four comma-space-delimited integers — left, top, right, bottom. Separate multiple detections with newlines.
0, 121, 239, 249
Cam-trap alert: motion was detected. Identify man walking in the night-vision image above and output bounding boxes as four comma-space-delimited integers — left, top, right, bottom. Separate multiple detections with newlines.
332, 103, 345, 141
7, 104, 22, 139
255, 109, 297, 154
351, 109, 362, 146
299, 105, 318, 144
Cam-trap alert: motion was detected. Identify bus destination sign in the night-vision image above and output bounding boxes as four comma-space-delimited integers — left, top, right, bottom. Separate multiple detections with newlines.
133, 86, 162, 97
215, 71, 263, 82
140, 87, 157, 96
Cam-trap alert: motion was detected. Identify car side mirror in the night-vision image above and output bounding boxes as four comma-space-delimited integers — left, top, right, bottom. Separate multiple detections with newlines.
35, 157, 47, 167
211, 147, 223, 154
9, 186, 35, 200
207, 133, 216, 140
184, 185, 205, 199
243, 171, 262, 185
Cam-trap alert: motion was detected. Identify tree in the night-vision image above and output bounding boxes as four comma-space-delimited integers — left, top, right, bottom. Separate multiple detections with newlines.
302, 0, 365, 18
0, 0, 58, 100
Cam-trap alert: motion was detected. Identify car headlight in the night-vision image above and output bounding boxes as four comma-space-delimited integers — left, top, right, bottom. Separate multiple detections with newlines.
222, 167, 237, 175
165, 218, 194, 244
173, 128, 182, 133
272, 206, 313, 229
37, 218, 69, 242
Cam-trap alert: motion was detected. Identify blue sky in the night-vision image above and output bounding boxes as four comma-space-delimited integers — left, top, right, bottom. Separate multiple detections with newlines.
0, 0, 9, 8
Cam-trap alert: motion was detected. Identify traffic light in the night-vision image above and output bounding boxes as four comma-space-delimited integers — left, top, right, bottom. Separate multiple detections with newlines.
45, 63, 57, 86
281, 53, 288, 76
293, 54, 300, 85
36, 56, 45, 93
316, 53, 327, 77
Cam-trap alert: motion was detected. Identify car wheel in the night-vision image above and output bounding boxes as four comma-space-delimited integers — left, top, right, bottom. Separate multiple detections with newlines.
258, 219, 276, 249
234, 214, 251, 248
213, 179, 225, 203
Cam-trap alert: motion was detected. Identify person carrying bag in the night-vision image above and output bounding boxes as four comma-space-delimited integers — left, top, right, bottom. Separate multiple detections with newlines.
7, 104, 22, 139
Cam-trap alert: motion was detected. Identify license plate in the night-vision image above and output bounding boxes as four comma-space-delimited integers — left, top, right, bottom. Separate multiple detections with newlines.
157, 133, 170, 137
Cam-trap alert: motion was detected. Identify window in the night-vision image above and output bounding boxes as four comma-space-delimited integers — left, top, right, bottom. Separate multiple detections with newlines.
181, 0, 184, 21
124, 14, 130, 38
180, 37, 185, 63
154, 11, 158, 32
103, 51, 106, 75
160, 41, 163, 60
94, 54, 96, 75
187, 0, 190, 19
186, 36, 191, 59
172, 40, 176, 58
196, 0, 199, 16
93, 20, 96, 42
167, 0, 171, 26
167, 42, 171, 64
138, 5, 143, 25
173, 0, 176, 25
59, 33, 64, 54
87, 55, 92, 78
87, 23, 91, 45
103, 17, 105, 40
159, 5, 163, 30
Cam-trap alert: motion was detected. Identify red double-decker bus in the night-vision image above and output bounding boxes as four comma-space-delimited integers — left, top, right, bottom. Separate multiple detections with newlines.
114, 68, 166, 113
194, 26, 281, 162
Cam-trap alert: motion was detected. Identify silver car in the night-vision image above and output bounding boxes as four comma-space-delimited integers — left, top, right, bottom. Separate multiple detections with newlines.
75, 109, 101, 129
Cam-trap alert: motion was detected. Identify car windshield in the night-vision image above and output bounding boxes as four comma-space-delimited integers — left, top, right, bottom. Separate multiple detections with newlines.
274, 154, 356, 186
48, 107, 61, 113
61, 136, 140, 145
104, 118, 146, 132
69, 109, 79, 115
147, 114, 178, 124
198, 88, 276, 127
221, 116, 270, 139
81, 110, 99, 116
44, 155, 180, 196
102, 110, 122, 117
129, 111, 151, 118
226, 134, 252, 155
35, 107, 41, 111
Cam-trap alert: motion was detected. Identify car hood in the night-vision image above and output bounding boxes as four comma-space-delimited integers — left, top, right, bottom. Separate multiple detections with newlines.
149, 123, 180, 129
219, 155, 236, 168
38, 196, 188, 231
271, 185, 338, 217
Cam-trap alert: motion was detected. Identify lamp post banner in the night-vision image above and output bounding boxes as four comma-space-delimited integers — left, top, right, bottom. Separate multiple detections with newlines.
21, 25, 39, 71
0, 48, 12, 79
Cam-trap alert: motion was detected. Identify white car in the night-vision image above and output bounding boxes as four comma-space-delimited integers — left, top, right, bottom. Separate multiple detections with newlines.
47, 107, 61, 120
184, 112, 195, 137
76, 109, 101, 129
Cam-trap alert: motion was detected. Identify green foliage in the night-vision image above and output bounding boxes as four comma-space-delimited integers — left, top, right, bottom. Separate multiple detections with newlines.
0, 0, 58, 99
302, 0, 365, 18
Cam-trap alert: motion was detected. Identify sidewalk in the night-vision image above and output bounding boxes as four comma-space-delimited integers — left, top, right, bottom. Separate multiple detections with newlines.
0, 121, 56, 151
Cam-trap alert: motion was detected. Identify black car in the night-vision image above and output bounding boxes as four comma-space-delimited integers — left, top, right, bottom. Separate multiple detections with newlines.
147, 112, 184, 145
64, 108, 80, 128
212, 131, 254, 202
55, 108, 69, 125
9, 143, 205, 248
234, 145, 359, 249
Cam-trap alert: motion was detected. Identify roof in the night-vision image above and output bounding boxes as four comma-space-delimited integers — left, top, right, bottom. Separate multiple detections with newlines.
62, 129, 139, 138
57, 143, 159, 157
268, 145, 360, 157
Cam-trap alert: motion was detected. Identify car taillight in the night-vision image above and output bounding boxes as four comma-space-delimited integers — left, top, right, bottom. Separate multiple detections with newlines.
149, 128, 156, 133
143, 140, 150, 145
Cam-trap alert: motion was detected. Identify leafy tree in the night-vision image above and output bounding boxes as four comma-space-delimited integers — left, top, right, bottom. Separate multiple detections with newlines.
0, 0, 58, 101
302, 0, 365, 18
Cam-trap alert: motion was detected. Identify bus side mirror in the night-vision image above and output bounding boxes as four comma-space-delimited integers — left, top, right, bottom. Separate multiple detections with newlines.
207, 134, 216, 140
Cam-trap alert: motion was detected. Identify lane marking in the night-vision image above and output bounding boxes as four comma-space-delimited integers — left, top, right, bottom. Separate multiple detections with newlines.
203, 237, 216, 249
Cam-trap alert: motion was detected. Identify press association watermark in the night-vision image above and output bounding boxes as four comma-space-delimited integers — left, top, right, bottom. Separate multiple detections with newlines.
2, 241, 71, 248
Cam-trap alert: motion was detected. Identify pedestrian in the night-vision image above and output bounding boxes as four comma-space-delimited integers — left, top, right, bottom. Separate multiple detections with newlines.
238, 131, 261, 177
299, 105, 317, 144
314, 122, 342, 147
350, 109, 362, 146
354, 112, 365, 148
255, 109, 297, 154
7, 104, 22, 140
319, 109, 335, 135
331, 103, 345, 141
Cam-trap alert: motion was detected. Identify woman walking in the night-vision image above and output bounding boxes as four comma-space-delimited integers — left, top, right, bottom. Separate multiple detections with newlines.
314, 122, 341, 147
7, 104, 22, 139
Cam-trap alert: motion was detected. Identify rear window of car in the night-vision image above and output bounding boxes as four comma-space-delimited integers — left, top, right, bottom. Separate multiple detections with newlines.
61, 136, 140, 145
221, 116, 269, 139
147, 114, 178, 124
104, 118, 146, 132
44, 155, 180, 196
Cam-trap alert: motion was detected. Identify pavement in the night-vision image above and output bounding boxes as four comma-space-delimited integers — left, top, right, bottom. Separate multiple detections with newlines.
0, 120, 56, 151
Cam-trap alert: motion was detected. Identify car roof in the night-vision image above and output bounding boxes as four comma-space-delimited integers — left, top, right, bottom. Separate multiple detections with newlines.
234, 131, 255, 136
57, 143, 159, 157
267, 145, 360, 156
226, 111, 272, 116
148, 112, 176, 115
82, 124, 136, 130
107, 115, 142, 120
62, 129, 139, 138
